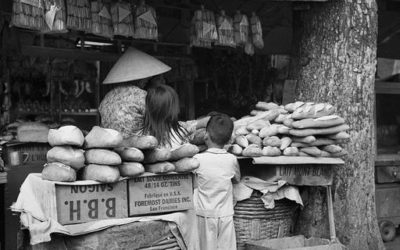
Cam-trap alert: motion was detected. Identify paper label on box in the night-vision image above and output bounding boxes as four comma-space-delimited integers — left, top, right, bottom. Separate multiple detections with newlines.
128, 174, 193, 216
56, 181, 128, 225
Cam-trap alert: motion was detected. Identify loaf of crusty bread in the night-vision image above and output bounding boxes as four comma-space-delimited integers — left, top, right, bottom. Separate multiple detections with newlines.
17, 122, 49, 143
48, 125, 84, 147
42, 162, 76, 182
85, 149, 122, 165
85, 126, 123, 148
47, 146, 85, 170
81, 164, 120, 183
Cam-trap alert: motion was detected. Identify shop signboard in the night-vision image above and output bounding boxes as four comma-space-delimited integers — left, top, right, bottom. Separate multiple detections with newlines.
128, 173, 193, 216
55, 180, 128, 225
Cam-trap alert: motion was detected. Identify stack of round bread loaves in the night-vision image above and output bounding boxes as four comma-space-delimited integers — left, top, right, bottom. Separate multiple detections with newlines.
42, 125, 85, 182
81, 126, 124, 183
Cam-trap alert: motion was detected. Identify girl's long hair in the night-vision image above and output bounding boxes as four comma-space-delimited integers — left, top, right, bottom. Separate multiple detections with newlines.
141, 84, 187, 146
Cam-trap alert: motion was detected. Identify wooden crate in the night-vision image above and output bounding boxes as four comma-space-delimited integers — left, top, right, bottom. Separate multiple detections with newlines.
128, 173, 193, 216
55, 180, 128, 225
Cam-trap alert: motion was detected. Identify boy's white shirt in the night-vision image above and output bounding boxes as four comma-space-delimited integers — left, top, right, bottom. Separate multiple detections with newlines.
193, 148, 241, 218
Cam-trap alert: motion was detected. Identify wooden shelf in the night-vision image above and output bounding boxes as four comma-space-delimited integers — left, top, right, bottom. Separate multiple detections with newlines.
17, 111, 51, 115
60, 112, 98, 116
375, 81, 400, 94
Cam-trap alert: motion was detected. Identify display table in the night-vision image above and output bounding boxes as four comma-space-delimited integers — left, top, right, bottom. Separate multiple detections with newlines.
22, 220, 185, 250
238, 156, 345, 242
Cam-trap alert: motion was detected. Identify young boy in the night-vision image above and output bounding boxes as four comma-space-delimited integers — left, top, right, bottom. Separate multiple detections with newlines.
193, 113, 241, 250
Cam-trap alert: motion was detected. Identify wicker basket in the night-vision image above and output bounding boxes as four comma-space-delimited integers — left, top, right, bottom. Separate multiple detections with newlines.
234, 191, 299, 249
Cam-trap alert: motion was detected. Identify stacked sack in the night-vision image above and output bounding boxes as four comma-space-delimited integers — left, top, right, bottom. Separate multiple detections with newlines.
122, 134, 201, 174
229, 101, 350, 158
42, 125, 85, 182
81, 126, 123, 183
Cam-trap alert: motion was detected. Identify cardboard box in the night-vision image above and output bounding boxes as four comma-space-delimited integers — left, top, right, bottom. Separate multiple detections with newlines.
55, 180, 128, 225
245, 236, 345, 250
128, 173, 193, 216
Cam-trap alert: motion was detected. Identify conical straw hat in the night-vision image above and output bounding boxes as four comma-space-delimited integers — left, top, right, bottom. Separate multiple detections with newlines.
103, 47, 171, 84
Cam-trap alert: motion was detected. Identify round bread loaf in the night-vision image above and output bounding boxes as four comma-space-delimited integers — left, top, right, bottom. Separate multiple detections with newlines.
81, 164, 120, 183
42, 162, 76, 182
48, 125, 84, 147
47, 146, 85, 170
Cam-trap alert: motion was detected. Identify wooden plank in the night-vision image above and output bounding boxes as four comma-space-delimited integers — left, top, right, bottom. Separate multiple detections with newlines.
252, 156, 344, 165
375, 154, 400, 166
128, 173, 193, 216
240, 164, 334, 186
375, 81, 400, 94
55, 180, 128, 225
21, 45, 119, 62
0, 172, 7, 184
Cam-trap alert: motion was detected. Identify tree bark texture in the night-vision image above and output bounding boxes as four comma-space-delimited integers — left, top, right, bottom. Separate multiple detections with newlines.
290, 1, 383, 249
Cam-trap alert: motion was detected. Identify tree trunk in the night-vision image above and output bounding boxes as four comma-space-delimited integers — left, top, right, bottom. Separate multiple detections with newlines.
290, 1, 384, 250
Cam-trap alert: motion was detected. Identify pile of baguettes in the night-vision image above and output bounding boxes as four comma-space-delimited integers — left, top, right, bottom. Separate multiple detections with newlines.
42, 125, 200, 183
227, 101, 350, 158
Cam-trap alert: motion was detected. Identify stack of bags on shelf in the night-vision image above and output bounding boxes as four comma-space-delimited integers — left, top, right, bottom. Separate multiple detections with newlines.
11, 0, 45, 30
111, 1, 134, 37
42, 0, 67, 33
82, 126, 123, 183
229, 101, 350, 158
190, 5, 218, 48
66, 0, 91, 32
90, 0, 113, 39
134, 0, 158, 40
42, 125, 85, 182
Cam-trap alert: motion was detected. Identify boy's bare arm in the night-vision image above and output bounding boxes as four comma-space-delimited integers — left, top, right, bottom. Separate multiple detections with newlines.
232, 160, 241, 184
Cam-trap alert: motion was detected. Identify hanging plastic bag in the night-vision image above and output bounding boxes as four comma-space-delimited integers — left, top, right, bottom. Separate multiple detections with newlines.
11, 0, 45, 30
91, 0, 113, 39
216, 10, 235, 48
66, 0, 91, 32
190, 6, 218, 48
134, 0, 158, 40
233, 11, 249, 46
41, 0, 67, 33
250, 12, 264, 49
244, 40, 254, 56
111, 0, 134, 37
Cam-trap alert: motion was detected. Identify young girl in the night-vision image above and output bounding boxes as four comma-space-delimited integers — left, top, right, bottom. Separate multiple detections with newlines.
141, 84, 208, 149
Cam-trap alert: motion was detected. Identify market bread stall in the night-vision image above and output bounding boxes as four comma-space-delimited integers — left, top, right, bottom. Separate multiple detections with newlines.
198, 101, 350, 249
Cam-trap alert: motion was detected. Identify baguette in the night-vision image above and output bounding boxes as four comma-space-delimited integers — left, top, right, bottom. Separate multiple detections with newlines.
322, 145, 343, 154
327, 131, 350, 140
170, 143, 199, 161
173, 157, 200, 172
235, 126, 250, 136
228, 144, 243, 156
114, 147, 144, 162
145, 162, 175, 174
292, 115, 345, 129
300, 146, 322, 157
292, 136, 316, 144
85, 149, 122, 165
259, 124, 279, 138
144, 148, 171, 163
246, 134, 262, 148
235, 135, 249, 148
284, 101, 305, 112
290, 142, 308, 148
118, 162, 144, 177
255, 101, 280, 111
263, 136, 281, 147
42, 162, 76, 182
247, 119, 270, 131
280, 137, 292, 150
242, 145, 263, 157
262, 146, 281, 156
283, 147, 299, 156
283, 118, 294, 128
292, 103, 335, 120
289, 124, 350, 137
